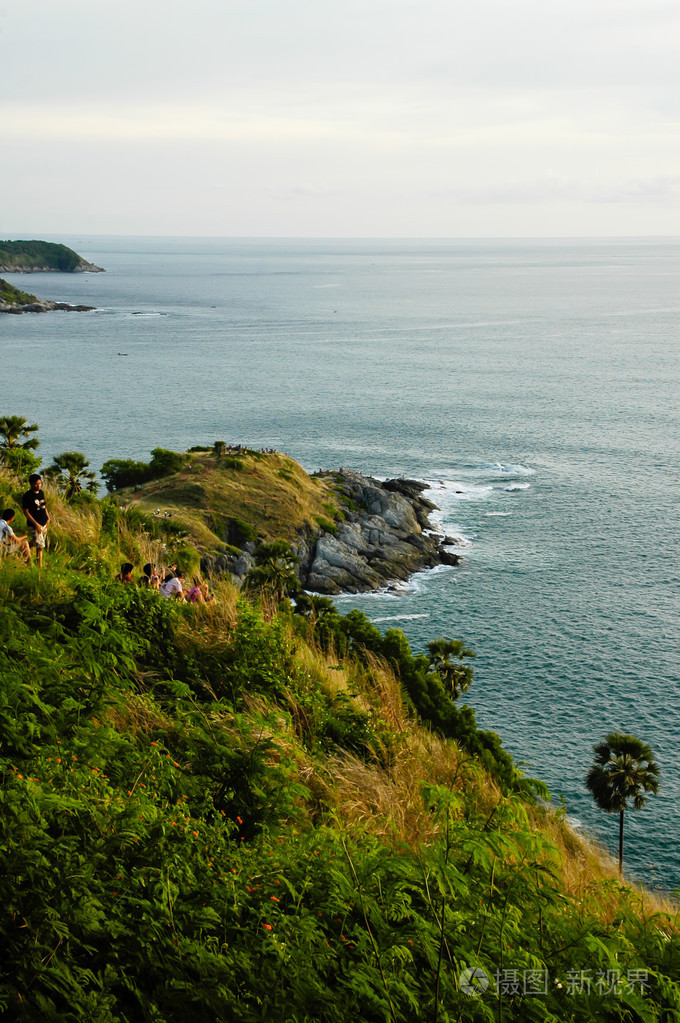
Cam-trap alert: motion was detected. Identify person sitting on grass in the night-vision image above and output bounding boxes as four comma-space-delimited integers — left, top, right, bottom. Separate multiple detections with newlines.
185, 575, 206, 603
0, 509, 31, 562
139, 562, 161, 590
115, 562, 135, 584
160, 569, 185, 600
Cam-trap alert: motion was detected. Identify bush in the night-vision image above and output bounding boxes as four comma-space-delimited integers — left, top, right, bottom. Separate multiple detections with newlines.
100, 448, 186, 492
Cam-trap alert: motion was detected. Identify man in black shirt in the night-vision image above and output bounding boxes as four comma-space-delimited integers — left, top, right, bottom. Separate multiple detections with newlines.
22, 473, 50, 568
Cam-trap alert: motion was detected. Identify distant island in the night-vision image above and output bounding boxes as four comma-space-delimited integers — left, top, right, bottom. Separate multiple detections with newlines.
0, 239, 102, 313
0, 239, 104, 274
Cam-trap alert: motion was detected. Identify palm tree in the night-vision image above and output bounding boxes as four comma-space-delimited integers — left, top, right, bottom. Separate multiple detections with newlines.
0, 416, 40, 476
586, 731, 660, 875
244, 540, 299, 601
426, 637, 476, 700
0, 415, 39, 451
46, 451, 98, 500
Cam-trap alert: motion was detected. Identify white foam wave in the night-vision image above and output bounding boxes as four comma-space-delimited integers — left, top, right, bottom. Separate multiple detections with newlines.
502, 482, 531, 492
424, 479, 494, 502
463, 462, 536, 478
485, 511, 512, 517
371, 614, 430, 623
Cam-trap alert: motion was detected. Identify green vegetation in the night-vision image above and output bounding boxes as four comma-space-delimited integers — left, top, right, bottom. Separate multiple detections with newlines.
0, 239, 99, 272
0, 277, 39, 306
427, 638, 476, 701
100, 448, 189, 492
586, 732, 661, 875
0, 415, 41, 478
113, 446, 341, 554
45, 451, 98, 500
0, 430, 678, 1021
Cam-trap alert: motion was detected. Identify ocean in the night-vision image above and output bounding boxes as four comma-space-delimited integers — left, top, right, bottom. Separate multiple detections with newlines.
2, 236, 678, 890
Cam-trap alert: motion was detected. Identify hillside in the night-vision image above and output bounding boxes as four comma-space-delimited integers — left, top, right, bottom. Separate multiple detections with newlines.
0, 462, 679, 1021
0, 239, 104, 273
0, 276, 39, 306
108, 447, 461, 592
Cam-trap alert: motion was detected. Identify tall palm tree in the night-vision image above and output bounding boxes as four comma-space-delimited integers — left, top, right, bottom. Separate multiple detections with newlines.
426, 637, 476, 700
46, 451, 98, 500
586, 731, 660, 875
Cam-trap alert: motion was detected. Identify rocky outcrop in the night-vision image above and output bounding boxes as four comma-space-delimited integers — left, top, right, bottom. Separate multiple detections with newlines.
0, 260, 104, 273
0, 299, 95, 314
205, 469, 461, 595
299, 470, 459, 593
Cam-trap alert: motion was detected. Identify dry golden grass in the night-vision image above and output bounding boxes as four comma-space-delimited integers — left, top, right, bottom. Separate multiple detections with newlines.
41, 482, 102, 550
124, 450, 339, 554
530, 802, 678, 921
101, 692, 175, 736
183, 577, 241, 636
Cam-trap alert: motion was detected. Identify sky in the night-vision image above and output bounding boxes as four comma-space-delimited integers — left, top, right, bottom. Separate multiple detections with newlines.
2, 0, 680, 237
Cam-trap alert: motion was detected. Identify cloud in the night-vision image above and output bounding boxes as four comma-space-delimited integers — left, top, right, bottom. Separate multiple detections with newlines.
427, 173, 680, 206
3, 0, 680, 234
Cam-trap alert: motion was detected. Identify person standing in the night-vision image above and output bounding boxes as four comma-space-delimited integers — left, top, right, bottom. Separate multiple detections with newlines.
22, 473, 50, 568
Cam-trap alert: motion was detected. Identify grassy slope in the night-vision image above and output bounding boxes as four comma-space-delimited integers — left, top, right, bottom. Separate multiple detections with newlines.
0, 277, 39, 305
122, 450, 340, 552
1, 469, 679, 1022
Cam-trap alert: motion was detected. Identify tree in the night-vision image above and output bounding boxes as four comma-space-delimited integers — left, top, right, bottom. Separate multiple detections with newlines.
426, 638, 476, 700
46, 451, 98, 500
213, 440, 226, 458
244, 540, 299, 601
586, 731, 660, 875
0, 415, 40, 477
0, 415, 39, 451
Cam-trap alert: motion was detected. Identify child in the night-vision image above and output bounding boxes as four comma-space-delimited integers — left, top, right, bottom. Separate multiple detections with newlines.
0, 509, 31, 561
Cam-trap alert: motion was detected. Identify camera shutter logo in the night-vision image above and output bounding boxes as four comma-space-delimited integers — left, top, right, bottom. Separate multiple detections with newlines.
459, 966, 490, 997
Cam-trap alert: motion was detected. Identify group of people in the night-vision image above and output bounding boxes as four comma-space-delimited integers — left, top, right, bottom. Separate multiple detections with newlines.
0, 473, 50, 567
0, 474, 214, 611
115, 561, 215, 604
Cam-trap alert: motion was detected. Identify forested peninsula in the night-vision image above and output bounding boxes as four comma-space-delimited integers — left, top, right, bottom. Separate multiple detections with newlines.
0, 239, 101, 313
1, 427, 679, 1021
0, 239, 104, 273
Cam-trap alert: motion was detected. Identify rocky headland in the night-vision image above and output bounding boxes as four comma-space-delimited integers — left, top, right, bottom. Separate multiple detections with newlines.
211, 468, 461, 594
0, 290, 95, 314
119, 449, 461, 595
0, 240, 104, 274
0, 240, 102, 312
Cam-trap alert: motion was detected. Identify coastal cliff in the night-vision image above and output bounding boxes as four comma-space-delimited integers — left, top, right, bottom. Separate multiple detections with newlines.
0, 430, 677, 1021
119, 449, 460, 593
295, 470, 460, 594
0, 445, 677, 1022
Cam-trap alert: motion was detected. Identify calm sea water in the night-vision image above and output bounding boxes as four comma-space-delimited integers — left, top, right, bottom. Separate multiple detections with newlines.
2, 236, 679, 890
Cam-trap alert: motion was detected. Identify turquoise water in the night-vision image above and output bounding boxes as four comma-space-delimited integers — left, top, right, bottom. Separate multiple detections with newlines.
2, 236, 678, 889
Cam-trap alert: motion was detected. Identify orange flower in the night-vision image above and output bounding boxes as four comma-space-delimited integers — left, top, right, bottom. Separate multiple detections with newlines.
262, 923, 272, 931
270, 896, 280, 902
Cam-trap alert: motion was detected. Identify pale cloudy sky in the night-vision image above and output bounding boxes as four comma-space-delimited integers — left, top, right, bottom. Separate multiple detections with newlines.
2, 0, 680, 236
